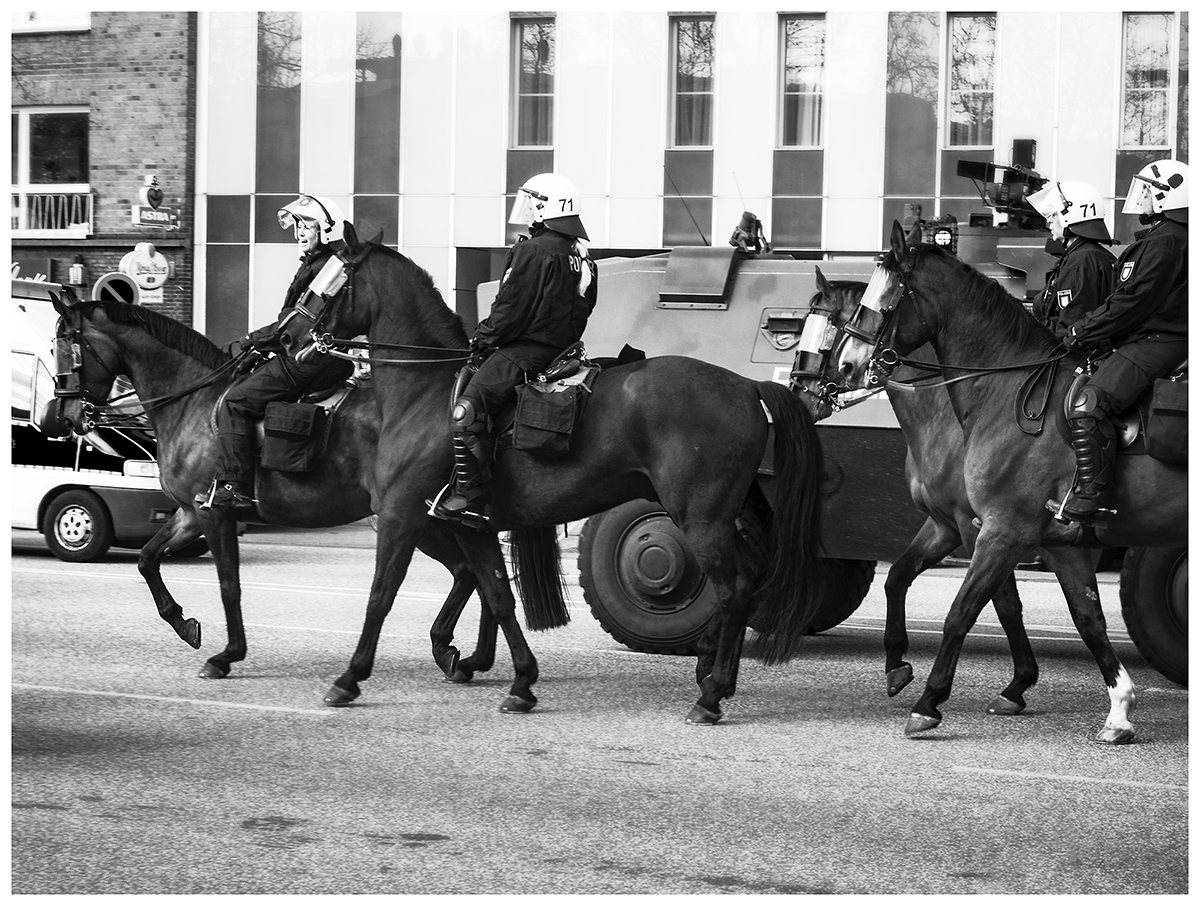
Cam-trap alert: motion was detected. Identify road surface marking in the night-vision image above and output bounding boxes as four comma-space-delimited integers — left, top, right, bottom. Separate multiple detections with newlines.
13, 683, 336, 716
951, 766, 1186, 792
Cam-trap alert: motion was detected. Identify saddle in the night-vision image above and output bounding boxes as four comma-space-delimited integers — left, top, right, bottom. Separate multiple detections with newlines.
1057, 363, 1187, 465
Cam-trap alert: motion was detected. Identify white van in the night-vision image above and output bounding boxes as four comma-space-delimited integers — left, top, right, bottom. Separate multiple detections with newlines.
10, 275, 200, 561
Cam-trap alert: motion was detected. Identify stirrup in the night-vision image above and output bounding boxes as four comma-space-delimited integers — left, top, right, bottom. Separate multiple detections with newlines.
1046, 495, 1117, 525
426, 485, 491, 530
196, 479, 257, 511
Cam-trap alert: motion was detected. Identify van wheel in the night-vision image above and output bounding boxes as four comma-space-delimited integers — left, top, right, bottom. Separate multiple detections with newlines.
44, 490, 114, 562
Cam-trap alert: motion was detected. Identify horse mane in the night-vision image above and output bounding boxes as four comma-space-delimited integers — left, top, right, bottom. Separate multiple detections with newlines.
360, 242, 470, 347
88, 300, 230, 369
915, 244, 1059, 353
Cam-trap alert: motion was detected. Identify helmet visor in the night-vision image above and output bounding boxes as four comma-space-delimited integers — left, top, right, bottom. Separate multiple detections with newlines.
508, 189, 542, 227
1028, 183, 1065, 221
1122, 178, 1155, 215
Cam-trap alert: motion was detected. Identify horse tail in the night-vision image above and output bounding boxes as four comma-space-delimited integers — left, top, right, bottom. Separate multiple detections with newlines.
750, 380, 835, 664
509, 527, 572, 630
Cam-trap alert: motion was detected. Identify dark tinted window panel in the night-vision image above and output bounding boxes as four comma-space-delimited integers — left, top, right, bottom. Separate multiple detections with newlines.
772, 149, 823, 197
29, 112, 88, 184
770, 197, 822, 249
256, 12, 301, 194
1114, 148, 1169, 243
354, 195, 399, 246
505, 149, 555, 243
663, 149, 713, 197
881, 198, 933, 246
206, 195, 251, 243
255, 194, 295, 243
355, 15, 402, 194
663, 196, 712, 247
205, 245, 250, 346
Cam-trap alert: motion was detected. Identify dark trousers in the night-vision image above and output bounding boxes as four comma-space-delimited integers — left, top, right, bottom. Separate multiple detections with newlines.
1086, 337, 1188, 414
460, 344, 559, 421
215, 353, 351, 483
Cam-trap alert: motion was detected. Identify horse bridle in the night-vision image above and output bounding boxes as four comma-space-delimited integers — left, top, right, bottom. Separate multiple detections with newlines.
286, 248, 470, 367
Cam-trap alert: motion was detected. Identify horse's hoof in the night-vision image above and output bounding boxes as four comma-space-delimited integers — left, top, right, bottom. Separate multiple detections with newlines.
1094, 726, 1135, 745
443, 668, 473, 685
499, 694, 536, 713
987, 695, 1025, 716
886, 664, 914, 697
198, 661, 228, 679
324, 684, 360, 707
178, 619, 202, 650
436, 647, 461, 681
905, 712, 941, 736
686, 704, 722, 725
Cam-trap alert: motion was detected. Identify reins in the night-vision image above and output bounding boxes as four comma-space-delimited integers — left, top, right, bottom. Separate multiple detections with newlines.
310, 333, 470, 366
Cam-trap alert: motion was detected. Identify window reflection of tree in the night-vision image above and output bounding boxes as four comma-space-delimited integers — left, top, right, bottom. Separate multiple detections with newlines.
675, 18, 714, 146
517, 20, 555, 146
948, 15, 995, 147
887, 12, 939, 103
257, 11, 300, 89
1123, 13, 1173, 147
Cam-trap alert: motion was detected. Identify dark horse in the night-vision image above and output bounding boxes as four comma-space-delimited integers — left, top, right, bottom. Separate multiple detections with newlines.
49, 289, 512, 694
280, 240, 838, 723
810, 269, 1038, 712
795, 222, 1187, 743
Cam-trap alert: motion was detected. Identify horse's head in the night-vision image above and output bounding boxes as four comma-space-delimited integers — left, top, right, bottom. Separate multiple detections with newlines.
49, 289, 123, 435
278, 242, 374, 363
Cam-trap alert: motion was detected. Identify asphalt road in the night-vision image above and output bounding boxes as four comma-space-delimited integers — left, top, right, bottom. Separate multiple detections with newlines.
10, 522, 1188, 895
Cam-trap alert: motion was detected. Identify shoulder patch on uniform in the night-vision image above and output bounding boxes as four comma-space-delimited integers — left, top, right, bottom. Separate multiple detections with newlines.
1120, 261, 1135, 282
1056, 289, 1073, 309
501, 266, 513, 284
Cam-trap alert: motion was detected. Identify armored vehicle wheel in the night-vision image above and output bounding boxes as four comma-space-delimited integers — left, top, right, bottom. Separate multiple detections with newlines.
579, 499, 876, 654
806, 558, 876, 633
1120, 546, 1187, 687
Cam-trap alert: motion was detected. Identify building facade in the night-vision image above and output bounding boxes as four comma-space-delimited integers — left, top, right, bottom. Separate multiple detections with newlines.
11, 10, 1189, 344
11, 10, 197, 320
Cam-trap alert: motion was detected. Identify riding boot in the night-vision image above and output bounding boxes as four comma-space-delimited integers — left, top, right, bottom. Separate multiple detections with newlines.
1058, 414, 1116, 519
198, 430, 257, 510
437, 431, 492, 515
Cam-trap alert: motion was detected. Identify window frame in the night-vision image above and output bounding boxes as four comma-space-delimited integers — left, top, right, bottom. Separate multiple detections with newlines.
11, 106, 92, 238
944, 12, 996, 150
510, 16, 557, 150
669, 15, 716, 149
777, 14, 826, 149
1119, 11, 1177, 151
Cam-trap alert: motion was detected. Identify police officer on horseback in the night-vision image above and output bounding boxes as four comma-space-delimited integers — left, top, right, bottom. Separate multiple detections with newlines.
1029, 180, 1115, 340
1052, 159, 1189, 521
198, 194, 354, 510
430, 173, 599, 522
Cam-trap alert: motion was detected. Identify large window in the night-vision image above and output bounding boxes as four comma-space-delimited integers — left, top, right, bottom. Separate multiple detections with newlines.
671, 16, 715, 147
947, 14, 996, 147
779, 16, 825, 147
11, 107, 92, 236
512, 18, 555, 147
256, 11, 301, 200
1121, 12, 1175, 148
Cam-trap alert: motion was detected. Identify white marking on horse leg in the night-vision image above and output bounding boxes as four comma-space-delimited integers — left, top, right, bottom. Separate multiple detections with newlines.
1104, 665, 1136, 732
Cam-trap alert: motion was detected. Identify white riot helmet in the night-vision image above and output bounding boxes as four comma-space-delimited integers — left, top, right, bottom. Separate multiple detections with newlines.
1029, 180, 1112, 243
277, 195, 345, 244
508, 173, 588, 240
1122, 159, 1189, 217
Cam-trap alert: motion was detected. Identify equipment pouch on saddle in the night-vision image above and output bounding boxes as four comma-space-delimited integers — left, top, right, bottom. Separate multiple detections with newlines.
1145, 379, 1187, 465
513, 384, 580, 459
261, 401, 328, 472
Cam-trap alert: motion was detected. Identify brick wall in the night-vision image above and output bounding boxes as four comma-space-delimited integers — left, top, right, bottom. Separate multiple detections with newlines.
11, 11, 197, 323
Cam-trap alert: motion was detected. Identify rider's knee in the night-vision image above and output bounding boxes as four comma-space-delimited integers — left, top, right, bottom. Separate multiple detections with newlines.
1069, 385, 1112, 420
450, 396, 487, 433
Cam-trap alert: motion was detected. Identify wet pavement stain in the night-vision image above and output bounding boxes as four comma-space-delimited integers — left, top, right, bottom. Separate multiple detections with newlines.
241, 815, 316, 850
12, 802, 69, 811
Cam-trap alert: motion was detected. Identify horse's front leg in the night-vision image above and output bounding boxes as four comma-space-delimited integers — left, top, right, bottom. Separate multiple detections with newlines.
906, 527, 1020, 736
457, 534, 539, 712
192, 510, 247, 679
325, 509, 420, 706
137, 507, 206, 649
1040, 547, 1136, 744
883, 517, 962, 697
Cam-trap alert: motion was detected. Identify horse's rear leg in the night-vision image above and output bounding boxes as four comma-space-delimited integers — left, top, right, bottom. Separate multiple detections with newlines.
191, 511, 247, 679
987, 573, 1038, 715
883, 518, 962, 696
1040, 548, 1135, 744
417, 529, 489, 682
457, 534, 540, 712
137, 507, 206, 649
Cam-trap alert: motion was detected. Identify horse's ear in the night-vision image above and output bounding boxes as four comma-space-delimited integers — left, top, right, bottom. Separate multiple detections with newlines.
48, 288, 78, 317
814, 265, 832, 296
889, 220, 911, 264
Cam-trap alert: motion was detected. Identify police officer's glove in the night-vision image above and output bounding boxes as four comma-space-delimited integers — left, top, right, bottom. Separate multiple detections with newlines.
467, 337, 489, 369
234, 348, 266, 375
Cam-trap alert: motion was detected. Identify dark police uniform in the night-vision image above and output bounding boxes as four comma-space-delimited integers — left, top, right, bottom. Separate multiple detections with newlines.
462, 226, 598, 418
212, 242, 353, 494
1033, 238, 1115, 340
1069, 216, 1187, 414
